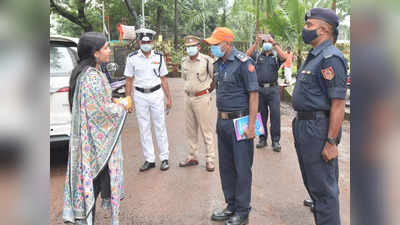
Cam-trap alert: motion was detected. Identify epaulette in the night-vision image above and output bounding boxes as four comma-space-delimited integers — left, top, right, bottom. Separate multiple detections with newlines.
128, 50, 139, 57
235, 52, 249, 62
322, 45, 338, 59
154, 50, 164, 56
181, 56, 188, 63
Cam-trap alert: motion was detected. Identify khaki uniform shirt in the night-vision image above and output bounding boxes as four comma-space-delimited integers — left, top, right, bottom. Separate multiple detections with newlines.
181, 53, 214, 94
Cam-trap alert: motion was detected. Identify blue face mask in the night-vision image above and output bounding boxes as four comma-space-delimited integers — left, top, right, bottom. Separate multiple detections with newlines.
263, 42, 273, 51
140, 44, 153, 52
210, 45, 225, 58
186, 46, 199, 56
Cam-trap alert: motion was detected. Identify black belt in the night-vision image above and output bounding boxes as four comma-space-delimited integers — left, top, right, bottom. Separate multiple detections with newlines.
218, 110, 249, 120
296, 111, 329, 120
259, 81, 278, 88
135, 84, 161, 93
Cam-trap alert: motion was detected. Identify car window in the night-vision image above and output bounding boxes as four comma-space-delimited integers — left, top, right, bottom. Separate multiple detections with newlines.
50, 45, 75, 75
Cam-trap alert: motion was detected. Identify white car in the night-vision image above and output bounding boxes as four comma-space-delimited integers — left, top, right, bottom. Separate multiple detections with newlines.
50, 35, 78, 143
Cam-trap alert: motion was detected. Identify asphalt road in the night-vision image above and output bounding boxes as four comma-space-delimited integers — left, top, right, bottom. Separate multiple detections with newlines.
50, 78, 350, 225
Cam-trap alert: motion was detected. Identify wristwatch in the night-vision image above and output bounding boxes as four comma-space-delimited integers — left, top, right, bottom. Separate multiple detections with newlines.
326, 137, 337, 145
272, 42, 279, 47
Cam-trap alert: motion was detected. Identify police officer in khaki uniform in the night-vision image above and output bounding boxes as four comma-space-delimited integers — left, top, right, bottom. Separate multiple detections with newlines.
179, 35, 216, 172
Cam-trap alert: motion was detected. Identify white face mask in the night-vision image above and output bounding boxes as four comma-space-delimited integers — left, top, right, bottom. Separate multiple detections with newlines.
186, 46, 199, 56
140, 44, 153, 52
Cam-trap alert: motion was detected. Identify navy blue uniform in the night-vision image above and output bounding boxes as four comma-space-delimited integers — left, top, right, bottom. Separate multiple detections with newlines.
292, 40, 347, 225
251, 51, 284, 143
214, 48, 258, 217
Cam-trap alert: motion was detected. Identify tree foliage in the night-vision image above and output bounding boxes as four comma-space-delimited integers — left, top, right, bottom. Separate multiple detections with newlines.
51, 0, 350, 68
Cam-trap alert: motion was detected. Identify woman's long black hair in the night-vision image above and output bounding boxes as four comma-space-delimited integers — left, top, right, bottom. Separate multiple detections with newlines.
69, 32, 107, 112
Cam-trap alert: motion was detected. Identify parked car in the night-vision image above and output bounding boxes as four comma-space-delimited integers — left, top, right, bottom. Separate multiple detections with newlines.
50, 35, 78, 143
50, 35, 124, 144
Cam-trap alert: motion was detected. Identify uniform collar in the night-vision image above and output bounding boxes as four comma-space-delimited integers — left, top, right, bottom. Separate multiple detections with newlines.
215, 47, 236, 64
226, 47, 237, 61
261, 50, 273, 57
194, 53, 202, 61
138, 49, 154, 58
187, 53, 201, 62
310, 40, 331, 56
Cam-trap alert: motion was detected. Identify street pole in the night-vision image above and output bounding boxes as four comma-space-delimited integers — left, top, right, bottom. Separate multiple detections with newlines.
142, 0, 145, 28
102, 1, 110, 41
102, 2, 105, 34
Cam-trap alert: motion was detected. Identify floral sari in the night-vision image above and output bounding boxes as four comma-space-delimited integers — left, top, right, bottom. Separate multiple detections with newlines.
63, 67, 126, 225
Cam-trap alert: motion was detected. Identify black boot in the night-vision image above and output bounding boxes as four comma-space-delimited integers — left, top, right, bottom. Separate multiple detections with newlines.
256, 136, 267, 148
272, 141, 281, 152
211, 207, 234, 221
304, 199, 315, 212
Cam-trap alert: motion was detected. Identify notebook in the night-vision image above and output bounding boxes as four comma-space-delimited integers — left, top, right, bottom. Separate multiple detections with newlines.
233, 113, 265, 141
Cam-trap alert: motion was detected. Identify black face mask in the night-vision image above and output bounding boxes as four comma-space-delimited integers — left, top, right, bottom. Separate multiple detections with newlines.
302, 28, 319, 44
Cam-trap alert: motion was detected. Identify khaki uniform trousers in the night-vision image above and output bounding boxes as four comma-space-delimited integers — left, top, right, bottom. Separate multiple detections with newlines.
185, 93, 215, 162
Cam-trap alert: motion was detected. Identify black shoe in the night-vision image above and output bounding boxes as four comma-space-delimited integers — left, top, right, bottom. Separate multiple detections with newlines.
272, 141, 281, 152
303, 199, 314, 207
256, 137, 267, 148
160, 160, 169, 171
225, 214, 249, 225
139, 161, 155, 172
211, 208, 234, 221
304, 199, 315, 212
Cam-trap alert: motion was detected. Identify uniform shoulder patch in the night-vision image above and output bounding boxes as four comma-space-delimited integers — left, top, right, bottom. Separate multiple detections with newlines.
128, 50, 139, 57
321, 66, 335, 80
235, 52, 249, 62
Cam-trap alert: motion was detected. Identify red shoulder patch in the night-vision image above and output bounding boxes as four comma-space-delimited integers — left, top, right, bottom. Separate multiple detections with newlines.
248, 64, 255, 72
321, 66, 335, 80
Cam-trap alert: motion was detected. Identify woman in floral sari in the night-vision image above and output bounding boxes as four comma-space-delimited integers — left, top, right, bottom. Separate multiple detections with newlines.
63, 32, 126, 225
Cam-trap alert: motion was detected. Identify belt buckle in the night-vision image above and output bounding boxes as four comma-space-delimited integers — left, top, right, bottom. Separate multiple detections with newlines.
143, 88, 151, 93
220, 112, 229, 120
185, 90, 195, 97
264, 83, 270, 88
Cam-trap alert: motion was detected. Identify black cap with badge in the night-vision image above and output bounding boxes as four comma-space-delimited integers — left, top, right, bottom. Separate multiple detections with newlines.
136, 28, 156, 41
305, 8, 340, 42
305, 8, 339, 27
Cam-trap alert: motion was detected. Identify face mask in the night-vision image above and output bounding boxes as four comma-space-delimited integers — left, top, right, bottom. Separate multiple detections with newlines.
263, 43, 273, 51
186, 46, 198, 56
211, 45, 225, 58
140, 44, 153, 52
301, 28, 319, 44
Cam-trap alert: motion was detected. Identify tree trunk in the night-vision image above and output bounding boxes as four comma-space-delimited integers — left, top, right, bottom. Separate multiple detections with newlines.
50, 0, 93, 32
124, 0, 138, 24
296, 49, 302, 72
221, 0, 226, 26
331, 0, 337, 11
156, 5, 162, 35
174, 0, 178, 49
256, 0, 260, 32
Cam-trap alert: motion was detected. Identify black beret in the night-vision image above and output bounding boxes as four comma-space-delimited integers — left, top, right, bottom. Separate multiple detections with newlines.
305, 8, 339, 27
